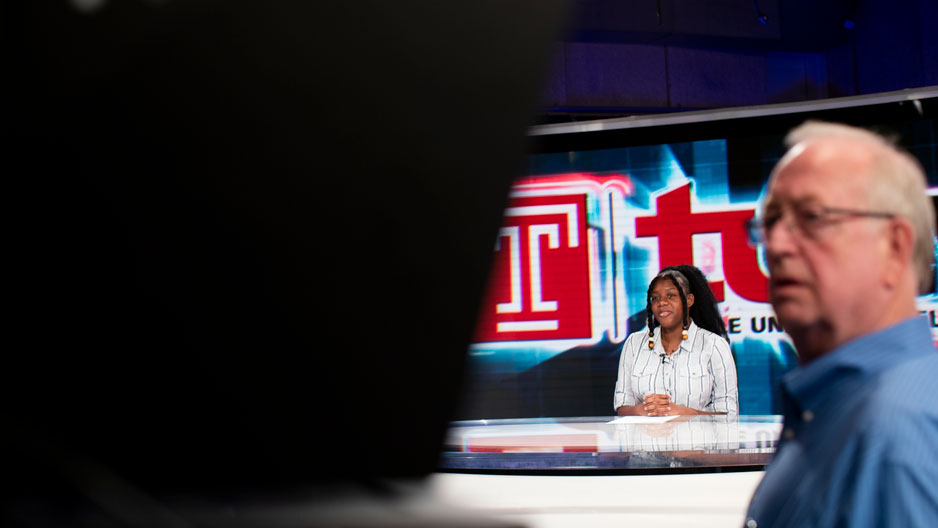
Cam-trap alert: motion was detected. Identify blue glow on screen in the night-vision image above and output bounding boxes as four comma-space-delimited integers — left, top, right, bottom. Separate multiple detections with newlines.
458, 136, 938, 420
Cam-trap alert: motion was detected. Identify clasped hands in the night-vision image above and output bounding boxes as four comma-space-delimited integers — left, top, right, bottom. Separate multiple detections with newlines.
640, 393, 672, 416
617, 394, 701, 417
639, 394, 701, 416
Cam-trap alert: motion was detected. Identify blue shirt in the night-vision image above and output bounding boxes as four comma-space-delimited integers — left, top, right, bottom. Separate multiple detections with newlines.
745, 316, 938, 527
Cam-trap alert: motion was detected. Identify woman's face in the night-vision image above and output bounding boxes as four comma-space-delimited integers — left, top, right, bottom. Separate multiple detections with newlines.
649, 278, 694, 331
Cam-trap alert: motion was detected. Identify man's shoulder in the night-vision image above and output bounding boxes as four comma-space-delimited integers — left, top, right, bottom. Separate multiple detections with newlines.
872, 351, 938, 405
853, 353, 938, 463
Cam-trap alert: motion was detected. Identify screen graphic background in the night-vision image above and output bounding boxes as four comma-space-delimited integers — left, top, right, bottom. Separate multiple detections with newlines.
459, 133, 938, 419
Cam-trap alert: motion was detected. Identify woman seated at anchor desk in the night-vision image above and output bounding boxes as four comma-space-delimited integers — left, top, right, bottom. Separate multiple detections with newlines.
615, 264, 739, 416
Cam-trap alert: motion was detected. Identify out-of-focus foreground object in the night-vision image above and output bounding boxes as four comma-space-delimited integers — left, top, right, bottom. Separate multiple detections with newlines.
3, 0, 570, 525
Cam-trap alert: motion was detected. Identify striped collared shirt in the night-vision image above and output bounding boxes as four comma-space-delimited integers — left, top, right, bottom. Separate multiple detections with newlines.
613, 320, 738, 414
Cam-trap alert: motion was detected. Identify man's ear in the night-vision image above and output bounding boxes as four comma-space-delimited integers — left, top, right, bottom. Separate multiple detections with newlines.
882, 218, 915, 289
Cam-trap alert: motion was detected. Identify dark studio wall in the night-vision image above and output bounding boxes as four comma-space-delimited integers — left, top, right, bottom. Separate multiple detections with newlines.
539, 0, 937, 121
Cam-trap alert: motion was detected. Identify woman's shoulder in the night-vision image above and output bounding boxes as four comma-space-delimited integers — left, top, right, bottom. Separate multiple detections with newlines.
623, 329, 652, 349
691, 324, 731, 349
693, 325, 720, 339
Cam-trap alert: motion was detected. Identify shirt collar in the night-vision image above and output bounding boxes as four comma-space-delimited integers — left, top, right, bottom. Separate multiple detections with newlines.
653, 320, 700, 355
679, 320, 700, 353
782, 315, 934, 411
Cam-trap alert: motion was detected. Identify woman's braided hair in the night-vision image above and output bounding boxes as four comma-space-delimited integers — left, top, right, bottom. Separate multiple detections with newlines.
645, 264, 729, 342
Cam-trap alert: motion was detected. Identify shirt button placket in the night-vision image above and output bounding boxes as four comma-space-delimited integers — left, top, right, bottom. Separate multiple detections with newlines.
664, 357, 672, 397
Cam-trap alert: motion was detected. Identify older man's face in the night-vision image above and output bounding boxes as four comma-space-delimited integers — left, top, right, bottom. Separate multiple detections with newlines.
762, 139, 891, 359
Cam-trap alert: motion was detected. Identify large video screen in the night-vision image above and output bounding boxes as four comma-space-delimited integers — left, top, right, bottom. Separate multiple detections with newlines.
456, 90, 938, 419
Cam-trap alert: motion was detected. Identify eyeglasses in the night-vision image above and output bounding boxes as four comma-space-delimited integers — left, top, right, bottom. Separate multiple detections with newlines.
747, 203, 895, 245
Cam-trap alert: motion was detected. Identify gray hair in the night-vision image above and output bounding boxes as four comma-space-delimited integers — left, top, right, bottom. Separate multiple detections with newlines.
779, 120, 935, 293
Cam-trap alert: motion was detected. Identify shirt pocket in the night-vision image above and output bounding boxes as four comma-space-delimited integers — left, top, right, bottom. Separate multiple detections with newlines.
630, 361, 660, 397
678, 367, 712, 403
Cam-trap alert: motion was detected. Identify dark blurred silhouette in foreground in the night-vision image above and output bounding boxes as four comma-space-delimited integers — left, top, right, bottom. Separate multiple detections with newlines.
4, 1, 569, 525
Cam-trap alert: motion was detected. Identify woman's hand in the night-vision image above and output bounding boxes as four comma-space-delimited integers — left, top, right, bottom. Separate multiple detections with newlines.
642, 393, 671, 415
617, 398, 707, 416
664, 403, 703, 415
642, 395, 704, 416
